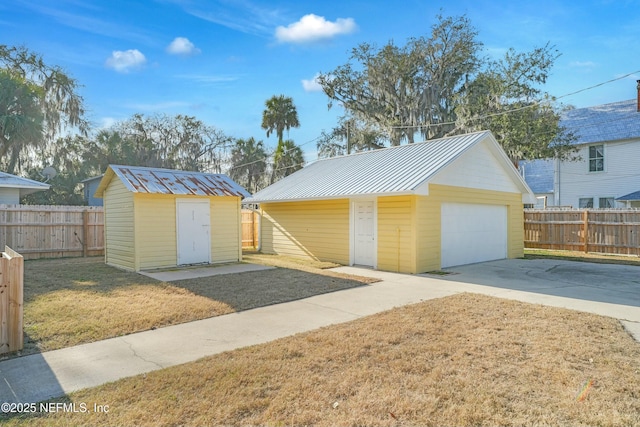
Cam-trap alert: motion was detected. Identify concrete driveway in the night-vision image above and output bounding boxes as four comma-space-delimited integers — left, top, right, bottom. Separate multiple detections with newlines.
434, 258, 640, 308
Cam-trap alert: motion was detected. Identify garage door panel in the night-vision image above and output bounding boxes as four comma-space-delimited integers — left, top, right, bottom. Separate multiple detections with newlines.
441, 203, 507, 268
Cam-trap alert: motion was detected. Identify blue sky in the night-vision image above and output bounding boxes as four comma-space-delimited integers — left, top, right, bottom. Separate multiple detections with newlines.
3, 0, 640, 162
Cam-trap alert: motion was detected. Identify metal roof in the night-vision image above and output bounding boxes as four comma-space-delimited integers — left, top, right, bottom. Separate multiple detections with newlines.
246, 131, 526, 203
519, 159, 554, 194
561, 99, 640, 145
96, 165, 250, 198
0, 172, 50, 195
616, 190, 640, 201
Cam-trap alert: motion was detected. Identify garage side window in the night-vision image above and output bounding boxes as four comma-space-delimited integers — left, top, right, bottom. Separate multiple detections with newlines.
588, 145, 604, 172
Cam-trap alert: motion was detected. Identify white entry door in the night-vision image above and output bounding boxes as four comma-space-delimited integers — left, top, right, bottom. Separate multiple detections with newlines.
441, 202, 507, 268
176, 200, 211, 265
354, 200, 375, 266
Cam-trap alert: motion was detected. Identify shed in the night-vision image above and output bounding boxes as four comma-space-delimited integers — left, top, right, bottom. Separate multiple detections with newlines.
0, 172, 50, 204
245, 131, 535, 273
95, 165, 250, 272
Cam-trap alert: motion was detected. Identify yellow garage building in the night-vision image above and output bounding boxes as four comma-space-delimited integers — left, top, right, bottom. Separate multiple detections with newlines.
245, 131, 535, 273
95, 165, 250, 272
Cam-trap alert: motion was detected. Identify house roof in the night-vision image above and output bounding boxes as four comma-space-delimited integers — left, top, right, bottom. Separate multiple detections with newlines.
0, 171, 50, 196
80, 175, 104, 184
561, 99, 640, 145
246, 130, 532, 203
95, 165, 250, 198
519, 159, 554, 194
616, 190, 640, 201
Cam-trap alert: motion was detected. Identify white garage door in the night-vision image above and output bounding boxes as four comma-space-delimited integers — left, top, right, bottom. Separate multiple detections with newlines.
441, 203, 507, 268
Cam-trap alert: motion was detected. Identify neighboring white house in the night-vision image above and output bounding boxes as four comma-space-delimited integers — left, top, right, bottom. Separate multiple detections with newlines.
521, 84, 640, 208
0, 172, 50, 204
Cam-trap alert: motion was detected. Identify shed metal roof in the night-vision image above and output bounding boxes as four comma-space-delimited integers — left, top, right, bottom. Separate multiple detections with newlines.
560, 99, 640, 145
246, 130, 530, 203
0, 171, 50, 195
96, 165, 250, 198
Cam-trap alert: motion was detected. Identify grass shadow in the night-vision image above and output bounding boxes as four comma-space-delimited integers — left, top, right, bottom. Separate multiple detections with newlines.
170, 267, 367, 312
23, 257, 161, 302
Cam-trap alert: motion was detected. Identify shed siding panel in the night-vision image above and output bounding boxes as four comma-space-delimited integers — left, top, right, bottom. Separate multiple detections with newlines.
134, 194, 178, 270
415, 195, 440, 273
377, 196, 416, 273
104, 178, 135, 271
211, 196, 242, 263
261, 200, 349, 264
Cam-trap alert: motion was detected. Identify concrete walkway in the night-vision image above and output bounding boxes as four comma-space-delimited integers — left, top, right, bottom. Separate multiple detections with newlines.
1, 260, 639, 404
139, 262, 275, 282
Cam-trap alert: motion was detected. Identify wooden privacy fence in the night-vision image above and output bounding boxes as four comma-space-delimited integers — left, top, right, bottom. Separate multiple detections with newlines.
524, 209, 640, 256
0, 205, 104, 260
242, 209, 260, 249
0, 246, 23, 355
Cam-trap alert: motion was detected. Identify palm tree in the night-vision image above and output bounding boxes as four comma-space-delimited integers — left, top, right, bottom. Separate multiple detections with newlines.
272, 139, 304, 183
229, 137, 267, 193
261, 95, 300, 183
261, 95, 300, 143
0, 69, 44, 174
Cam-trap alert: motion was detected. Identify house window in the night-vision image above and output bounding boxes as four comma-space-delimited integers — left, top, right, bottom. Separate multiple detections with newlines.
589, 145, 604, 172
579, 198, 593, 208
599, 197, 615, 208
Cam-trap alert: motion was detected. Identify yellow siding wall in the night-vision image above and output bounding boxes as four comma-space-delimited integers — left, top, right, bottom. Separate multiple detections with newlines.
211, 196, 242, 263
413, 184, 524, 273
133, 194, 242, 270
103, 177, 135, 271
258, 185, 524, 274
134, 194, 178, 271
377, 195, 416, 273
261, 199, 350, 264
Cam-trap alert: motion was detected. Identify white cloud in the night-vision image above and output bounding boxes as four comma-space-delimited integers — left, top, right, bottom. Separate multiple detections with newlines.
570, 61, 596, 68
125, 101, 190, 111
302, 73, 323, 92
275, 14, 357, 43
176, 74, 239, 84
105, 49, 146, 73
98, 117, 117, 129
166, 37, 201, 56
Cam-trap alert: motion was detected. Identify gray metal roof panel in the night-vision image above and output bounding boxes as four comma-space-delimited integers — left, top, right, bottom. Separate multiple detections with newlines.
561, 100, 640, 145
0, 172, 50, 190
519, 159, 554, 194
616, 190, 640, 201
109, 165, 250, 198
246, 131, 490, 203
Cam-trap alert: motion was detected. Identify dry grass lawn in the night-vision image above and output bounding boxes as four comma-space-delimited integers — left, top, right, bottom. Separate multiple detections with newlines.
5, 293, 640, 427
10, 256, 370, 359
525, 248, 640, 266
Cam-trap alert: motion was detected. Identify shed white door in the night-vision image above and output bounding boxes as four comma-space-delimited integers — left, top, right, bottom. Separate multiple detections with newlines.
354, 200, 375, 266
441, 203, 507, 268
176, 200, 211, 265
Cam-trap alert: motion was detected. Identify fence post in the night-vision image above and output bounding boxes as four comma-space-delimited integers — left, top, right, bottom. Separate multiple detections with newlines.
83, 209, 89, 257
0, 246, 23, 354
582, 210, 589, 253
